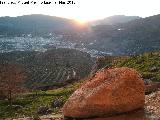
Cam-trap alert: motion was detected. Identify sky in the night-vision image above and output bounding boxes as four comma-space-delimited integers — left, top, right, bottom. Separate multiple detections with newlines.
0, 0, 160, 22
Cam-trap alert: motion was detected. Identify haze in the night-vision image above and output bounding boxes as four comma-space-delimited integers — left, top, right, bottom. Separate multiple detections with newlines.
0, 0, 160, 22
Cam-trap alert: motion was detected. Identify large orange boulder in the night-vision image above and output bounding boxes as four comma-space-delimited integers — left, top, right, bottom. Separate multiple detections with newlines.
63, 67, 145, 118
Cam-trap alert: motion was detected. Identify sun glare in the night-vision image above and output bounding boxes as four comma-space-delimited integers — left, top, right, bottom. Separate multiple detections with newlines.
75, 19, 87, 24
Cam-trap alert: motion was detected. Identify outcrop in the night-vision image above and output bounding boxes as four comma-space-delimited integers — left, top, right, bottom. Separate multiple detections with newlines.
63, 67, 145, 118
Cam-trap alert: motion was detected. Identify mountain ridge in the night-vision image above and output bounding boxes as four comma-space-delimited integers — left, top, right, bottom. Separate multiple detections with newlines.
90, 15, 141, 26
90, 14, 160, 55
0, 14, 88, 36
0, 14, 160, 55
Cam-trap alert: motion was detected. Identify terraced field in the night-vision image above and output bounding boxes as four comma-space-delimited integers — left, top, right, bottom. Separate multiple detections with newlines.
0, 48, 94, 89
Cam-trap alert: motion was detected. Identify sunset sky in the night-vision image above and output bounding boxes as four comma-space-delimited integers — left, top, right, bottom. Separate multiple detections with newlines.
0, 0, 160, 21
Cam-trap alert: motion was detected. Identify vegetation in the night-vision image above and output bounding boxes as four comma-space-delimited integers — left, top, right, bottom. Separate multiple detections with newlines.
1, 50, 160, 119
0, 14, 87, 36
91, 15, 140, 25
0, 81, 82, 119
0, 63, 26, 107
116, 52, 160, 82
1, 14, 160, 56
0, 49, 93, 88
90, 14, 160, 55
1, 14, 160, 119
0, 48, 93, 119
96, 52, 160, 82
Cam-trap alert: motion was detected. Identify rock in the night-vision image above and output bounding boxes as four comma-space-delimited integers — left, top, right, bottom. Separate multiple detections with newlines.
40, 114, 63, 120
145, 82, 160, 94
13, 117, 32, 120
149, 66, 158, 72
145, 90, 160, 119
37, 106, 52, 115
144, 79, 153, 85
12, 105, 23, 110
51, 99, 63, 108
63, 67, 145, 118
84, 109, 147, 120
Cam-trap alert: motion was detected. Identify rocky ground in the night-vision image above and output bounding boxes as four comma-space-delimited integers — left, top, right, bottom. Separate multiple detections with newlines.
42, 90, 160, 120
8, 90, 160, 120
11, 113, 63, 120
40, 113, 63, 120
145, 90, 160, 119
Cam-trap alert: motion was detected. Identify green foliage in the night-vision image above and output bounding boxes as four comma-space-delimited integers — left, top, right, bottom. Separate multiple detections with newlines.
0, 81, 82, 119
0, 49, 93, 88
115, 52, 160, 82
96, 52, 160, 82
33, 114, 40, 120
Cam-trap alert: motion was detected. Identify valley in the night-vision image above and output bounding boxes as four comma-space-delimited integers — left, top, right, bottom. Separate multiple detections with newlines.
0, 14, 160, 119
0, 36, 112, 57
0, 14, 160, 56
0, 51, 160, 119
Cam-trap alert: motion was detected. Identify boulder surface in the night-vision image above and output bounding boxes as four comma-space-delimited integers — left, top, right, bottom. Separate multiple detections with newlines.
63, 67, 145, 118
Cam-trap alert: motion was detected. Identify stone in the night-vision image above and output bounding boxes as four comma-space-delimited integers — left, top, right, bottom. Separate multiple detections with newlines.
84, 109, 147, 120
37, 106, 52, 115
145, 82, 160, 94
63, 67, 145, 118
40, 114, 63, 120
12, 105, 23, 110
145, 90, 160, 119
51, 99, 63, 108
144, 79, 152, 85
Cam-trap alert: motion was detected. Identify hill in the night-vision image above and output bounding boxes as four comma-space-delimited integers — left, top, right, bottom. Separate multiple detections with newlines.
95, 51, 160, 82
0, 14, 88, 36
0, 51, 160, 119
0, 48, 94, 89
90, 15, 141, 26
0, 14, 160, 56
89, 14, 160, 55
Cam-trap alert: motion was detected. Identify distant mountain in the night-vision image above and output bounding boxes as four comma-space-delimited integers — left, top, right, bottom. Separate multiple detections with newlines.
0, 14, 88, 36
0, 14, 160, 56
90, 15, 141, 26
89, 14, 160, 55
0, 48, 94, 89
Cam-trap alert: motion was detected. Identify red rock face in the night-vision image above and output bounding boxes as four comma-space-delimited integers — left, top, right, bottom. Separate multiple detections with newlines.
63, 67, 145, 118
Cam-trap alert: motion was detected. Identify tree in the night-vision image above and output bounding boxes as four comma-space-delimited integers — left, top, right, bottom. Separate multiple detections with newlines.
0, 63, 26, 107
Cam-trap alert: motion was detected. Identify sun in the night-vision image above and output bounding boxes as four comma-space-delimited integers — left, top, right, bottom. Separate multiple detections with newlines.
71, 15, 90, 25
75, 19, 87, 25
